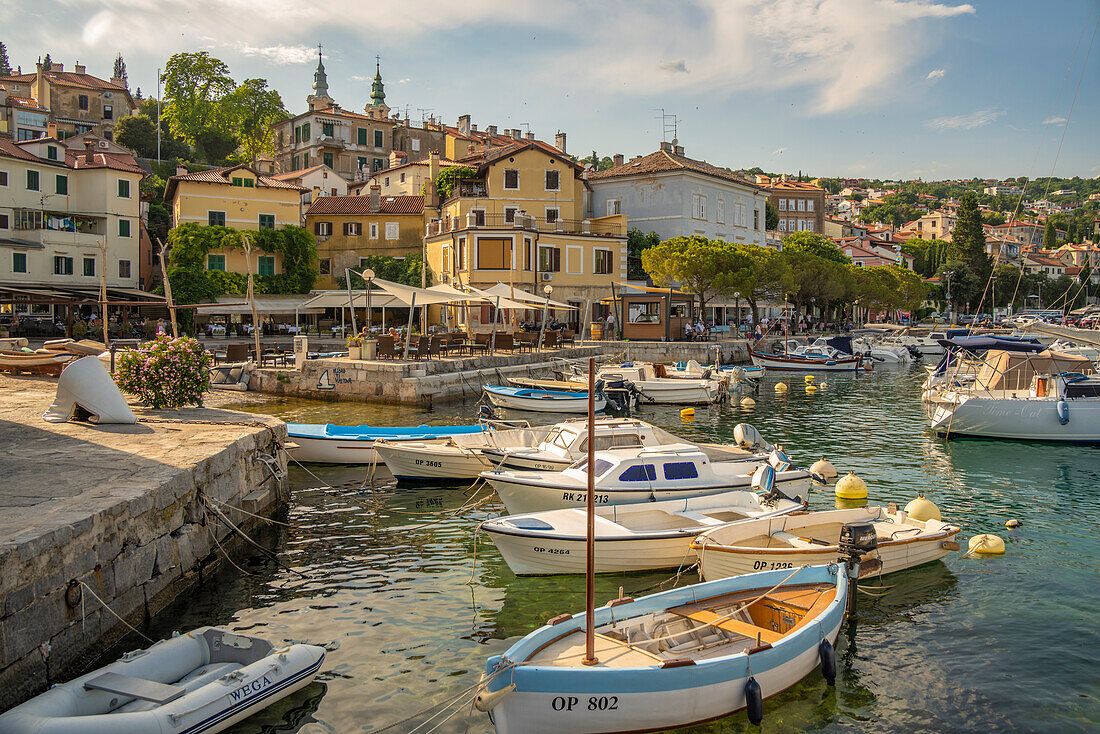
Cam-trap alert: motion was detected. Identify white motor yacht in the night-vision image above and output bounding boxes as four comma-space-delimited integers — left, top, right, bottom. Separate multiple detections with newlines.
562, 361, 722, 405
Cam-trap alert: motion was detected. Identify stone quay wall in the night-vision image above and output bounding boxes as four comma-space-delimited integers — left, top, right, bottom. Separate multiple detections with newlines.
250, 347, 605, 406
0, 376, 288, 711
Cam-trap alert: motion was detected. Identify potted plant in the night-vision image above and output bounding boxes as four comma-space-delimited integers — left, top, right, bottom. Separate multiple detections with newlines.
346, 334, 362, 360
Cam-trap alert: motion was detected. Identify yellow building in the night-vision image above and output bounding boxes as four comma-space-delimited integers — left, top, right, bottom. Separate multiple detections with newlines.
424, 144, 626, 331
304, 188, 425, 288
164, 165, 306, 275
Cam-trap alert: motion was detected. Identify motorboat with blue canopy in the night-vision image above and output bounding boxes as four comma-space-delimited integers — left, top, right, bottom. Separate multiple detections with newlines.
922, 335, 1047, 401
287, 422, 490, 464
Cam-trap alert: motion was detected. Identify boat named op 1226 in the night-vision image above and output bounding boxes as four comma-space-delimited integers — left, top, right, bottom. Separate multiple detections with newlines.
0, 627, 325, 734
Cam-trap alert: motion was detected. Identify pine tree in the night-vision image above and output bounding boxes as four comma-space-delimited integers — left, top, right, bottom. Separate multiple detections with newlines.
950, 191, 991, 298
42, 53, 52, 71
1043, 220, 1056, 250
113, 53, 127, 84
0, 43, 11, 76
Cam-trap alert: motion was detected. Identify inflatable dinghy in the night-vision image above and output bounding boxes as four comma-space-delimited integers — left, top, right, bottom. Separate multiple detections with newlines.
0, 627, 325, 734
43, 355, 136, 424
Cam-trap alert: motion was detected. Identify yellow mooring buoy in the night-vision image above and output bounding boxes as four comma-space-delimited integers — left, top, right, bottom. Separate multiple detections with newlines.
775, 382, 789, 393
835, 472, 868, 500
680, 407, 695, 419
905, 493, 941, 522
805, 384, 818, 393
740, 396, 756, 407
968, 534, 1006, 555
804, 375, 815, 384
1005, 518, 1022, 528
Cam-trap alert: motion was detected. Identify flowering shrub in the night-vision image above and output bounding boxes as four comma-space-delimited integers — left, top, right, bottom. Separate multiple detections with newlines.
114, 335, 212, 408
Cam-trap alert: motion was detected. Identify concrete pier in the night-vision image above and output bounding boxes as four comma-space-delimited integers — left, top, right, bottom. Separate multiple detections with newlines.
0, 374, 288, 710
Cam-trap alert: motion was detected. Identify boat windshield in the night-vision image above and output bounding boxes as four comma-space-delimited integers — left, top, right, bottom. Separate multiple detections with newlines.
580, 433, 645, 452
570, 457, 614, 478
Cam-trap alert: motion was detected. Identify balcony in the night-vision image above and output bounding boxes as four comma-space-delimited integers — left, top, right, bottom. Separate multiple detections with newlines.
426, 212, 624, 238
444, 181, 489, 201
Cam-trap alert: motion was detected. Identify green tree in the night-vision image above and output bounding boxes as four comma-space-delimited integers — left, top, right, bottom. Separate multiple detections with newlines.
781, 231, 849, 264
194, 128, 239, 164
223, 78, 287, 163
161, 52, 235, 153
892, 265, 932, 313
115, 115, 158, 158
0, 43, 11, 76
339, 253, 428, 289
734, 244, 793, 325
765, 201, 779, 230
1043, 219, 1056, 250
113, 53, 127, 84
627, 228, 659, 280
430, 165, 477, 201
783, 250, 845, 312
641, 236, 751, 314
42, 53, 52, 71
982, 211, 1006, 226
817, 178, 842, 195
950, 191, 991, 288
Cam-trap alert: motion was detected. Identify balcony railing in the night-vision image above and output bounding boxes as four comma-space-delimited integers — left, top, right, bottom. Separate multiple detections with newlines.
426, 212, 624, 238
444, 181, 489, 200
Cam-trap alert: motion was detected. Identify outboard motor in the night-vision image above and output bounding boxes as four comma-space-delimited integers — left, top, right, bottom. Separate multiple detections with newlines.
837, 522, 879, 620
477, 402, 497, 422
734, 423, 773, 452
751, 464, 776, 494
768, 447, 792, 472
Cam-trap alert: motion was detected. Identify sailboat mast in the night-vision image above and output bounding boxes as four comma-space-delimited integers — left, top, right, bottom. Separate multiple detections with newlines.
583, 356, 598, 666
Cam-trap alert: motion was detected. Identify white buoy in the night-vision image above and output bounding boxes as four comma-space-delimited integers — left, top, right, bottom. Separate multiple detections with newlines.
835, 472, 868, 500
1005, 518, 1021, 528
811, 457, 837, 479
968, 534, 1006, 555
740, 396, 756, 407
818, 381, 827, 389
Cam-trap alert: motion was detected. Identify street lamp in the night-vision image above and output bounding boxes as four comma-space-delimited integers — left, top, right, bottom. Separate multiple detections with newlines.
537, 284, 553, 352
363, 268, 375, 332
734, 291, 741, 336
943, 270, 954, 322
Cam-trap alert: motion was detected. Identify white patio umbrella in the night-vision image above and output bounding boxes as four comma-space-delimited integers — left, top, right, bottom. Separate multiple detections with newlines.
368, 278, 488, 358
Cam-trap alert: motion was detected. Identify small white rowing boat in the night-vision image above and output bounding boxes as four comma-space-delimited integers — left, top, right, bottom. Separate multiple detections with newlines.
484, 385, 606, 414
481, 444, 813, 515
481, 485, 805, 575
692, 505, 960, 579
0, 627, 325, 734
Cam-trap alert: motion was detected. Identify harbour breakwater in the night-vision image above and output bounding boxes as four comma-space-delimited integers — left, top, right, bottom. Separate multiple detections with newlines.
249, 339, 751, 405
0, 375, 288, 711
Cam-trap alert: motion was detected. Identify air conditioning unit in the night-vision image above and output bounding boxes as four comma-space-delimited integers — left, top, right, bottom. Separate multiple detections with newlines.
98, 140, 109, 149
540, 272, 553, 282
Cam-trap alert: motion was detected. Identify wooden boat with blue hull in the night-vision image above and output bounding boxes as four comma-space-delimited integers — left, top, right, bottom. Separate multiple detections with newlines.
474, 564, 848, 734
0, 627, 325, 734
286, 422, 490, 464
484, 385, 607, 414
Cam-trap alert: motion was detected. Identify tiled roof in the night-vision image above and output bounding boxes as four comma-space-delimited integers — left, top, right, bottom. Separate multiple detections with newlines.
305, 194, 424, 216
269, 164, 329, 180
0, 138, 45, 163
5, 95, 48, 111
456, 141, 578, 172
165, 165, 307, 201
769, 181, 826, 193
588, 149, 762, 189
65, 148, 145, 174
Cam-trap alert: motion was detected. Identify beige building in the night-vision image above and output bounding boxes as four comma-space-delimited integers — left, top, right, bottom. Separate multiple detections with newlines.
271, 54, 444, 182
903, 211, 957, 241
424, 144, 626, 331
0, 61, 134, 141
766, 181, 825, 235
164, 165, 306, 276
1, 136, 144, 311
304, 190, 425, 288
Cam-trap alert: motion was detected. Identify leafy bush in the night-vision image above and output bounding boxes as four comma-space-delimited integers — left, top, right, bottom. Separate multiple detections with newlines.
114, 335, 212, 408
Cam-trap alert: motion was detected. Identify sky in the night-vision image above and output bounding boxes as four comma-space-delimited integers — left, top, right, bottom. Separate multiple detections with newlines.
2, 0, 1097, 181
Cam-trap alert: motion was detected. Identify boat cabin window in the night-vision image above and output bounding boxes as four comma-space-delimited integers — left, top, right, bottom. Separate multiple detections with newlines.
619, 464, 656, 482
663, 461, 699, 480
573, 457, 613, 477
581, 433, 645, 452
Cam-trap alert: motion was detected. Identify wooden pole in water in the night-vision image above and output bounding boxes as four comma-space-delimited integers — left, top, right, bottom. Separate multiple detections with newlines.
583, 355, 598, 666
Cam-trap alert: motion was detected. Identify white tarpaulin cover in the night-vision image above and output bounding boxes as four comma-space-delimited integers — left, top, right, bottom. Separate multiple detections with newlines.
369, 278, 482, 306
481, 283, 578, 309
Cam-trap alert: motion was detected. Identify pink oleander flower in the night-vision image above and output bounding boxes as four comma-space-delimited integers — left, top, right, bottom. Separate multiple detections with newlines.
114, 336, 212, 408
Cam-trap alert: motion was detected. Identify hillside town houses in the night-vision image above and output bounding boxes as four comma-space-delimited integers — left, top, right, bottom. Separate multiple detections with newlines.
2, 48, 1097, 332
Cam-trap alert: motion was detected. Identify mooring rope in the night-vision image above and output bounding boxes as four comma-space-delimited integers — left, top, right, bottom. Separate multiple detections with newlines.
77, 579, 155, 645
367, 662, 516, 734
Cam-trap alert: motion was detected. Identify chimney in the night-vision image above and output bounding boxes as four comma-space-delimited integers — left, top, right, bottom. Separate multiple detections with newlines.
389, 150, 405, 168
511, 129, 521, 140
526, 132, 535, 140
176, 165, 187, 176
458, 114, 471, 135
312, 185, 321, 201
487, 125, 498, 136
555, 132, 566, 153
659, 141, 673, 153
613, 153, 624, 167
471, 123, 478, 133
52, 62, 63, 72
47, 122, 58, 139
674, 143, 684, 156
369, 184, 381, 212
83, 138, 95, 164
75, 63, 86, 75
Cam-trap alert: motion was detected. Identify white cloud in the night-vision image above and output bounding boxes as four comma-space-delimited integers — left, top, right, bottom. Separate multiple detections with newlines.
926, 68, 945, 80
1043, 115, 1067, 125
925, 107, 1004, 130
232, 43, 315, 65
398, 77, 411, 84
772, 147, 787, 155
18, 0, 974, 115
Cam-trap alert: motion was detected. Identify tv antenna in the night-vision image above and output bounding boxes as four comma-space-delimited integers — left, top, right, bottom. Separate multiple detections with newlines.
417, 107, 435, 125
653, 109, 679, 143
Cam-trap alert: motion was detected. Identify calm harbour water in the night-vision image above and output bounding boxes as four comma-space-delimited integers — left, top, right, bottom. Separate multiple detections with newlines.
129, 365, 1099, 733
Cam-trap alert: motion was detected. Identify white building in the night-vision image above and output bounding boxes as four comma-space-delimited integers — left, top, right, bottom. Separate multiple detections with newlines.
1, 135, 144, 310
587, 141, 768, 246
